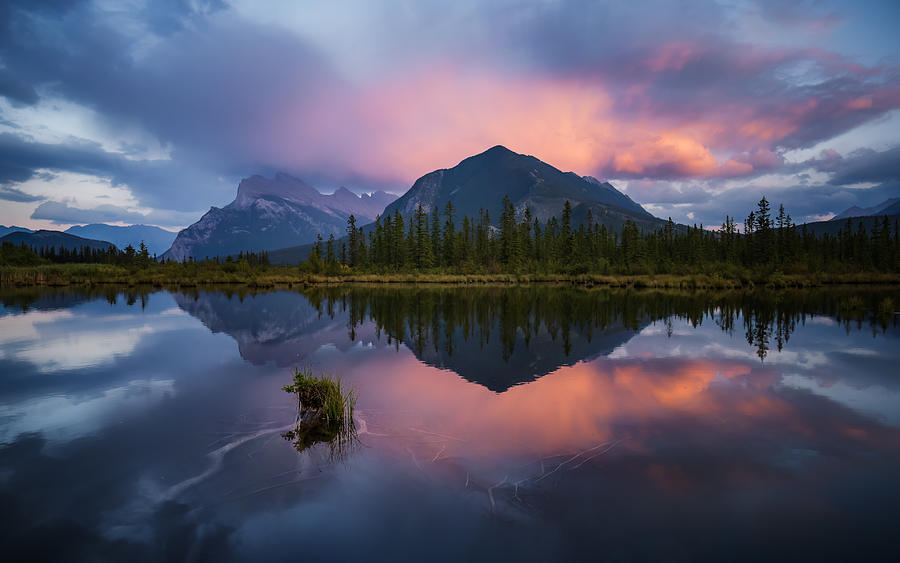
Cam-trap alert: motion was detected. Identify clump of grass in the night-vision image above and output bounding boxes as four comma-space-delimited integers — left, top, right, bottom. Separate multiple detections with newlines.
282, 367, 357, 459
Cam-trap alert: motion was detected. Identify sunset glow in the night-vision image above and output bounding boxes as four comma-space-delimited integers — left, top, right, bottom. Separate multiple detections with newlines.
0, 0, 898, 229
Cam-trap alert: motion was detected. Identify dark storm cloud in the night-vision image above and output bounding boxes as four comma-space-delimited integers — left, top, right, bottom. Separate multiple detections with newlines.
0, 133, 118, 184
0, 185, 43, 202
0, 71, 39, 106
823, 146, 900, 185
0, 0, 341, 210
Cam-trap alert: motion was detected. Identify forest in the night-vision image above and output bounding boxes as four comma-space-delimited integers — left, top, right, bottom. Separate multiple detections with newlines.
303, 197, 900, 276
2, 197, 898, 287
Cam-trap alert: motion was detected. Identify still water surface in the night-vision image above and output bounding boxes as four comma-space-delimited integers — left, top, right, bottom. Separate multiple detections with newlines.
1, 286, 899, 562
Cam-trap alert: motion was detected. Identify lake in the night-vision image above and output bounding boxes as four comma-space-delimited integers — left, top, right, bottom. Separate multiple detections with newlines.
1, 285, 899, 562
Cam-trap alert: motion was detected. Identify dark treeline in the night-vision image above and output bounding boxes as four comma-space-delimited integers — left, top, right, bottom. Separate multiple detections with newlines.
189, 250, 271, 268
300, 286, 898, 361
1, 240, 270, 269
304, 197, 900, 275
0, 241, 151, 266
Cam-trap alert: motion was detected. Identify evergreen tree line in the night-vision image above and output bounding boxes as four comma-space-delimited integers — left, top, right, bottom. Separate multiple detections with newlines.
183, 250, 271, 268
6, 241, 155, 266
303, 196, 900, 274
36, 243, 122, 264
1, 239, 271, 269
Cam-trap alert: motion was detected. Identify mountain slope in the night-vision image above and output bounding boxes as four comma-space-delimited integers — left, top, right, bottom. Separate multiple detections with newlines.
0, 230, 116, 252
65, 224, 177, 256
803, 214, 899, 238
0, 225, 33, 238
162, 173, 396, 261
832, 198, 900, 221
266, 146, 667, 264
383, 145, 657, 227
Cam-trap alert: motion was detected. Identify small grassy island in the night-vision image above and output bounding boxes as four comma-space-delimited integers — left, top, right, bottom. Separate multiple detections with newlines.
281, 368, 357, 458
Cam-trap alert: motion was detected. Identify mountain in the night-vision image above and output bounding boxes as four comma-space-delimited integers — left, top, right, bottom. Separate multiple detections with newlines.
267, 146, 667, 264
832, 198, 900, 221
162, 173, 397, 261
802, 213, 899, 238
65, 224, 177, 257
0, 230, 116, 252
383, 145, 659, 228
0, 225, 33, 238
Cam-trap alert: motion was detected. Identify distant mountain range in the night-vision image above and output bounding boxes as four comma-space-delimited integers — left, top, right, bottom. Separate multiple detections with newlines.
0, 225, 33, 238
65, 224, 176, 256
269, 145, 666, 264
2, 224, 174, 256
6, 150, 897, 265
0, 230, 116, 252
162, 173, 397, 261
802, 214, 899, 238
832, 198, 900, 221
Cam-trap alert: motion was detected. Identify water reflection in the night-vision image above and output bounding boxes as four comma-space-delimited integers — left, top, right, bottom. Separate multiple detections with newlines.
1, 286, 899, 562
174, 286, 899, 390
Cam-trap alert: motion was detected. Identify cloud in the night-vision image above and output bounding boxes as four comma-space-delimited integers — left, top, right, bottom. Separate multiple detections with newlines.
619, 180, 712, 205
0, 0, 899, 228
647, 179, 900, 228
0, 133, 232, 210
0, 185, 43, 202
0, 70, 39, 106
30, 200, 198, 228
824, 146, 900, 185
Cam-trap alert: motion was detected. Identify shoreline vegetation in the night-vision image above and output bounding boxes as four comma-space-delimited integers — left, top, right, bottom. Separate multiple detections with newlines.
2, 197, 898, 289
1, 262, 900, 289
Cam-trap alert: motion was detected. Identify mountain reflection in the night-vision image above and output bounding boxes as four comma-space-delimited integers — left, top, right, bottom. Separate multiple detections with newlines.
1, 286, 899, 562
172, 286, 899, 392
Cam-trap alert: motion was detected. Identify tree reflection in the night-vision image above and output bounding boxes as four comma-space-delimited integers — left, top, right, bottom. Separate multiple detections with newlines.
301, 286, 898, 361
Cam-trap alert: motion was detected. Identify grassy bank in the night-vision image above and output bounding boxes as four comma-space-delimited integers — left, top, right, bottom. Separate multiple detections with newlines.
2, 263, 900, 289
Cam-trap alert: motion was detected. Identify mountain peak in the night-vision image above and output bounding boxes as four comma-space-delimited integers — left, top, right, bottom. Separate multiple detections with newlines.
483, 144, 514, 155
468, 144, 518, 162
164, 174, 397, 260
382, 146, 657, 229
832, 197, 900, 221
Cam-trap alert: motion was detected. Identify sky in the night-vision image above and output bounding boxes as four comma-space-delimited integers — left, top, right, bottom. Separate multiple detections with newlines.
1, 0, 899, 231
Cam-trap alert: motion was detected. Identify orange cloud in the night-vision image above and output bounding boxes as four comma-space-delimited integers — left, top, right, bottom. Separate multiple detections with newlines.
739, 118, 797, 141
845, 96, 873, 110
258, 67, 795, 184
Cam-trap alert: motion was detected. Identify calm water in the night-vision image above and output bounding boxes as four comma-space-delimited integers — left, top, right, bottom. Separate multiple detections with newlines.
1, 286, 899, 562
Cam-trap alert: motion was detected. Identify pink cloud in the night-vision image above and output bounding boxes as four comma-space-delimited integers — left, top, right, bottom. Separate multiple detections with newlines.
645, 42, 702, 72
241, 47, 900, 187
